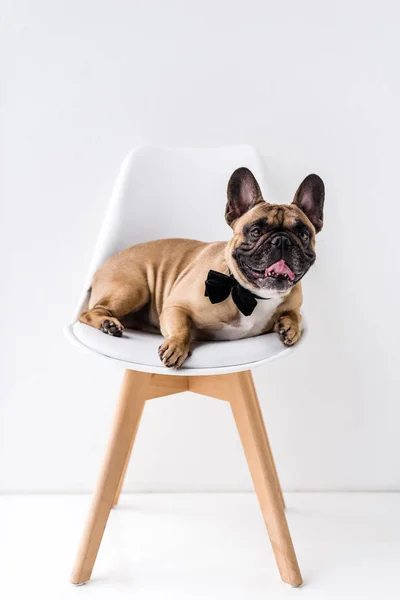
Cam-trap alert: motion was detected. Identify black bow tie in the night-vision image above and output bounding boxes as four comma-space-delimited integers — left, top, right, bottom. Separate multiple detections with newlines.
204, 269, 269, 316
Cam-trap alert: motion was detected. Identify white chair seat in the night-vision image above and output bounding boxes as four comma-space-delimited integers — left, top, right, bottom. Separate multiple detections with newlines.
67, 322, 292, 376
65, 145, 302, 376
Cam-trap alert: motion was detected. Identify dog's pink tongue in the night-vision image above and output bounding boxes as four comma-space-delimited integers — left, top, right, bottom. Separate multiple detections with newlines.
265, 259, 295, 281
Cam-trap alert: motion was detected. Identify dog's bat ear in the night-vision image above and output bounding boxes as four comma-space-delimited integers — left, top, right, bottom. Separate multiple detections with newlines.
226, 167, 264, 226
292, 174, 325, 233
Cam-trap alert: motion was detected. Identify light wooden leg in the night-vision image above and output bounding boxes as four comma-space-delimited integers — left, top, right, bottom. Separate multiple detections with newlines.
189, 371, 302, 587
247, 372, 285, 510
190, 373, 284, 509
112, 420, 140, 507
70, 370, 188, 585
112, 372, 189, 506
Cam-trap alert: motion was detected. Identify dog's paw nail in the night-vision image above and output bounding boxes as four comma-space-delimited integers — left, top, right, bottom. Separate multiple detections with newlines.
158, 338, 189, 368
278, 323, 301, 347
100, 319, 123, 337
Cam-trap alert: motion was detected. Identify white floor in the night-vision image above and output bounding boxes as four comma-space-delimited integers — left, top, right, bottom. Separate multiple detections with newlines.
0, 493, 399, 600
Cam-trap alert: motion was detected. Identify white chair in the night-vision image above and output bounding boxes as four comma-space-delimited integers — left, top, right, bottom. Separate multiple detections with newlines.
65, 145, 303, 587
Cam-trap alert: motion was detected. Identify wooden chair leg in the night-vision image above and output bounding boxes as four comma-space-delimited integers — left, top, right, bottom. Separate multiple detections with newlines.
247, 372, 285, 510
112, 420, 140, 507
112, 372, 189, 506
190, 371, 302, 587
70, 370, 188, 585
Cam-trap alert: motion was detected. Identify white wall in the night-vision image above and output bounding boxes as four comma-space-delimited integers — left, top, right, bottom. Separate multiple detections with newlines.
1, 0, 400, 493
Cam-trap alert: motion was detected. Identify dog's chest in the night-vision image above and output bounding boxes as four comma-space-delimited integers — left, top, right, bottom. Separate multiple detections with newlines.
212, 296, 283, 341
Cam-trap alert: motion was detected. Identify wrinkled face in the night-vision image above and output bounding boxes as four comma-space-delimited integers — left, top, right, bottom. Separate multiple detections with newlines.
225, 168, 325, 297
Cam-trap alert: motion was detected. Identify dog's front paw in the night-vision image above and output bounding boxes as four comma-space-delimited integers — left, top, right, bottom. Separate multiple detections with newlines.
158, 337, 190, 368
275, 315, 302, 347
100, 318, 124, 337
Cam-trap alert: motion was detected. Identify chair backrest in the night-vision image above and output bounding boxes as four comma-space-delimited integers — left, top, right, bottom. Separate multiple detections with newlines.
74, 145, 270, 319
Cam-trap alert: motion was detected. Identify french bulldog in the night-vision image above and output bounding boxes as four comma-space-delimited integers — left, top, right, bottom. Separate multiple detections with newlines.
79, 168, 324, 367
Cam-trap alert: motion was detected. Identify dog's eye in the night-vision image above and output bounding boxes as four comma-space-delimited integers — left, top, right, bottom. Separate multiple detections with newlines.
250, 227, 262, 238
299, 230, 310, 243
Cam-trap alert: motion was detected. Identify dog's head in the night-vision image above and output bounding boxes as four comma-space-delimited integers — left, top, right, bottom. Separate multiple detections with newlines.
225, 168, 325, 298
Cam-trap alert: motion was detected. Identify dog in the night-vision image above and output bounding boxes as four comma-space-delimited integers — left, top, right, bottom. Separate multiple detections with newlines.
79, 167, 325, 367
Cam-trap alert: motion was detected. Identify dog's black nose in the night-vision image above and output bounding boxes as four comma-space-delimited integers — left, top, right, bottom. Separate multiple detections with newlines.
270, 234, 292, 249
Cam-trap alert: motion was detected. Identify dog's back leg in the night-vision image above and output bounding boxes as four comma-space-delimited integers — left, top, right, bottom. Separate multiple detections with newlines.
79, 281, 150, 336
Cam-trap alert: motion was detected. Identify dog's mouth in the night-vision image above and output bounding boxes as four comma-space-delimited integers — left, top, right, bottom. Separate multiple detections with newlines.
241, 259, 296, 286
264, 260, 295, 281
